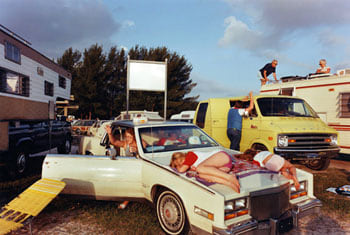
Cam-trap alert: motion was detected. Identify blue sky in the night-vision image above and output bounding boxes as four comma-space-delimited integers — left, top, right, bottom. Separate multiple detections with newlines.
1, 0, 350, 100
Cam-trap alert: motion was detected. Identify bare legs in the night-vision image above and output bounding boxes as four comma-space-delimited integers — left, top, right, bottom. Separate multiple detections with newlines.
196, 152, 240, 193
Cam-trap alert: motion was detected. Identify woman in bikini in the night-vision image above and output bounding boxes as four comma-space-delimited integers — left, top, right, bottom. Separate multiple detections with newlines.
170, 150, 240, 193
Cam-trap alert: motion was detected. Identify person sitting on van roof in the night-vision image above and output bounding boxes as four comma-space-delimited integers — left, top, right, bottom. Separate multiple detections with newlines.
259, 59, 278, 85
227, 91, 254, 151
316, 59, 331, 74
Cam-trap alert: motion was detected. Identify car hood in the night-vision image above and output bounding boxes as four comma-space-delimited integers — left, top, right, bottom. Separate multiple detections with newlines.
267, 117, 335, 133
207, 170, 290, 199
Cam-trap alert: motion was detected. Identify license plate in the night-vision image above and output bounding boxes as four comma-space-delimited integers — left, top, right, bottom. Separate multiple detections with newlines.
278, 216, 293, 233
307, 153, 319, 158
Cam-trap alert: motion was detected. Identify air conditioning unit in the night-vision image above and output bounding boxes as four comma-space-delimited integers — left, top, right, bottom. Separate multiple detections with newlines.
336, 69, 350, 76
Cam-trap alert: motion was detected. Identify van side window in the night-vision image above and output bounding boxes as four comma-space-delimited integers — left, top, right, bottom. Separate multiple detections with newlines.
196, 103, 208, 128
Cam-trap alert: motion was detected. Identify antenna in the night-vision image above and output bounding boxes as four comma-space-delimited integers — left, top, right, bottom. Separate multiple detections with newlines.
0, 24, 32, 46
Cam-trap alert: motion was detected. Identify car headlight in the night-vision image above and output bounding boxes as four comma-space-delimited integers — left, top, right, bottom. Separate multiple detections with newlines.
290, 181, 307, 199
330, 135, 337, 145
278, 135, 288, 147
224, 197, 249, 220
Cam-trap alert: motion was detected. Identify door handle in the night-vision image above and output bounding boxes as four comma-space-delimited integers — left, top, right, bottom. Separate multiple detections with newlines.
251, 125, 257, 129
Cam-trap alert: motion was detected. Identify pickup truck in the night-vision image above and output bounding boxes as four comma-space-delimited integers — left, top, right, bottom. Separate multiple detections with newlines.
0, 119, 72, 177
43, 120, 321, 234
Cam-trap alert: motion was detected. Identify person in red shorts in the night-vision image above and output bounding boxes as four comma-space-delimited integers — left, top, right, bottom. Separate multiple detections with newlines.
170, 150, 240, 193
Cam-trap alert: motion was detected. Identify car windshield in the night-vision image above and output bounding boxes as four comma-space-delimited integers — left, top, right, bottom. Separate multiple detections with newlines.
138, 125, 218, 153
257, 97, 318, 117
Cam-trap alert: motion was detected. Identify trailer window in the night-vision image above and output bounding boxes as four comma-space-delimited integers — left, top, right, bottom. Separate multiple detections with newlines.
4, 41, 21, 64
340, 93, 350, 118
59, 76, 66, 89
45, 81, 54, 96
0, 68, 29, 97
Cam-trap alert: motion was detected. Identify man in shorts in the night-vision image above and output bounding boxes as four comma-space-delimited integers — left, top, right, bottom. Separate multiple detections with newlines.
259, 59, 278, 85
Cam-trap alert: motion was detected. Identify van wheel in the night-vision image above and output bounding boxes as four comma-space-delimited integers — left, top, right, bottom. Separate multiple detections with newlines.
156, 189, 190, 235
306, 158, 331, 171
252, 144, 268, 151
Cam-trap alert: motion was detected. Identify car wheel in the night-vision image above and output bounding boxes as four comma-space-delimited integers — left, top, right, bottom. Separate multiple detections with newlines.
306, 158, 331, 170
156, 189, 190, 235
10, 148, 28, 177
75, 129, 81, 135
57, 138, 71, 154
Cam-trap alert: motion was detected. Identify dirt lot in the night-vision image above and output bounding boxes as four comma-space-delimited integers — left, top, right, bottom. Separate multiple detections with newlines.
9, 209, 350, 235
4, 150, 350, 234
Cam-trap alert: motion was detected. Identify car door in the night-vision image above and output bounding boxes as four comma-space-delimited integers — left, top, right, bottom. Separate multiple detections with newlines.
43, 154, 144, 199
241, 105, 261, 152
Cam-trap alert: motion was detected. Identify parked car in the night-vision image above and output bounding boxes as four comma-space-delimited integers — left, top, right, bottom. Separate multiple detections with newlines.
42, 120, 321, 235
170, 110, 195, 123
88, 120, 111, 136
0, 120, 71, 177
79, 120, 113, 155
71, 120, 95, 135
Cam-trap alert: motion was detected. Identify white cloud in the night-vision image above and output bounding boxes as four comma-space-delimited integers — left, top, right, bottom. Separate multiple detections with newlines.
122, 20, 135, 28
218, 16, 284, 58
0, 0, 121, 58
218, 16, 263, 49
220, 0, 350, 64
224, 0, 350, 33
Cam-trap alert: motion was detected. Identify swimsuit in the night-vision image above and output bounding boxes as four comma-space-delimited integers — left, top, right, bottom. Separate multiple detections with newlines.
183, 150, 233, 170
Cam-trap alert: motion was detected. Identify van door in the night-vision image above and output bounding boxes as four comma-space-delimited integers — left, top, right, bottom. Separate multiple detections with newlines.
241, 105, 261, 152
195, 102, 210, 134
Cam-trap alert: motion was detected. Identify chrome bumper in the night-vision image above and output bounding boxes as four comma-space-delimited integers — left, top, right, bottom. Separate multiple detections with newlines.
213, 198, 322, 235
274, 147, 339, 160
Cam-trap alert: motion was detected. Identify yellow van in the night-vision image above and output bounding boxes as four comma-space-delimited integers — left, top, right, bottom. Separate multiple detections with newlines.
194, 95, 340, 170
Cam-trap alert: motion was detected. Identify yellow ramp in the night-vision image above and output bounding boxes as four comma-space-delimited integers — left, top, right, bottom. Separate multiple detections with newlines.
0, 178, 65, 235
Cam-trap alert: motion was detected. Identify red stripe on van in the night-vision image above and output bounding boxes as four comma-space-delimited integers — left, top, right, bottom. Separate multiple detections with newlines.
295, 82, 350, 90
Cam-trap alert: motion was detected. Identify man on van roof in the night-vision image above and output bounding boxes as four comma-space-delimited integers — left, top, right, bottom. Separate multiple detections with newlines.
227, 91, 254, 151
259, 59, 278, 85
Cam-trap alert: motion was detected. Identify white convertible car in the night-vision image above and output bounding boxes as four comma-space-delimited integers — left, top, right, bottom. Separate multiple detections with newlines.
42, 120, 321, 235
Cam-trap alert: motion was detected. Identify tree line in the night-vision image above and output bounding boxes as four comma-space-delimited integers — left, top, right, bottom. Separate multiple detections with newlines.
57, 44, 199, 120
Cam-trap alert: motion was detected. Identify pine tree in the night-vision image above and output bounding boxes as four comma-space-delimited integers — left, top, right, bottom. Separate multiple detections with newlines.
57, 45, 198, 119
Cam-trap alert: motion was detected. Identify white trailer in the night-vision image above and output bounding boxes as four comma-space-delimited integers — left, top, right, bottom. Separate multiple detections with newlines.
260, 70, 350, 154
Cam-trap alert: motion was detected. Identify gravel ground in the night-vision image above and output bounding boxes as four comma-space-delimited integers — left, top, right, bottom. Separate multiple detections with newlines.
4, 145, 350, 234
8, 209, 350, 235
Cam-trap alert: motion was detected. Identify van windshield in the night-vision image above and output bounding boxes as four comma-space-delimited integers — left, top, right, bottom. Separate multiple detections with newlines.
257, 97, 318, 117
